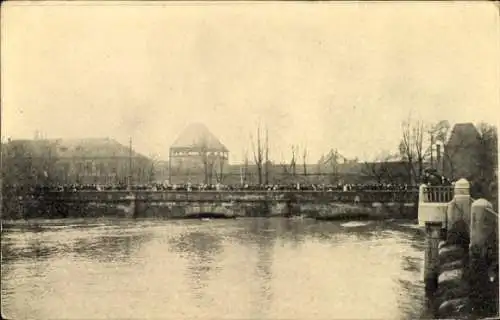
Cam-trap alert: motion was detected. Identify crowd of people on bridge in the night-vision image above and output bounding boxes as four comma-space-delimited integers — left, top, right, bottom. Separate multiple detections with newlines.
6, 181, 419, 196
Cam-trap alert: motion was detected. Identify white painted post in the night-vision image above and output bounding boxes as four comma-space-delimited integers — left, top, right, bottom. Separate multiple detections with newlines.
444, 178, 471, 246
419, 183, 428, 203
451, 178, 471, 228
470, 199, 495, 252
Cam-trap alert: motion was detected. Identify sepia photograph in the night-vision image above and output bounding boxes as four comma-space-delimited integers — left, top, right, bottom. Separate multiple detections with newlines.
1, 1, 499, 319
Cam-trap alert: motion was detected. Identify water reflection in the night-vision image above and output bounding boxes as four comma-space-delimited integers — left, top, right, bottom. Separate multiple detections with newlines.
71, 233, 153, 263
2, 217, 428, 319
252, 219, 275, 318
168, 230, 224, 301
2, 238, 57, 263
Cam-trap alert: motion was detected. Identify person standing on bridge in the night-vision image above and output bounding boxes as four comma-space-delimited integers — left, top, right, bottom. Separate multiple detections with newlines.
422, 168, 450, 186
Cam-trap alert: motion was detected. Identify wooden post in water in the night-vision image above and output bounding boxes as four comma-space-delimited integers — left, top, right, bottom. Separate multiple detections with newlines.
425, 221, 442, 297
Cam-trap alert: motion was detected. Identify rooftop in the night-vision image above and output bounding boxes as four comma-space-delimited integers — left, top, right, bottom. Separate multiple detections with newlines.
170, 122, 228, 152
5, 138, 148, 159
445, 123, 481, 148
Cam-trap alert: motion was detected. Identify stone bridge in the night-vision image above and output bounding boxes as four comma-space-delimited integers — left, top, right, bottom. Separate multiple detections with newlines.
13, 190, 419, 219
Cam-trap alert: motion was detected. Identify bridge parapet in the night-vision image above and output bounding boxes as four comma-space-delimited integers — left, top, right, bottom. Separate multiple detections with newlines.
419, 178, 498, 318
43, 190, 418, 204
418, 183, 454, 227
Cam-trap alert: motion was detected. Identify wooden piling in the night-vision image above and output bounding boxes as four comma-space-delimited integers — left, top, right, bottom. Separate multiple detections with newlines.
425, 221, 442, 298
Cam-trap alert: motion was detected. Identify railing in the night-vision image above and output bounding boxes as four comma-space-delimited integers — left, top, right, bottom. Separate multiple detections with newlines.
421, 186, 454, 203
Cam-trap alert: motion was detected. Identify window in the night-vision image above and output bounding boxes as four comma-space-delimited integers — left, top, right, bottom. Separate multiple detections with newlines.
77, 162, 84, 174
85, 161, 93, 175
99, 163, 106, 176
62, 163, 70, 175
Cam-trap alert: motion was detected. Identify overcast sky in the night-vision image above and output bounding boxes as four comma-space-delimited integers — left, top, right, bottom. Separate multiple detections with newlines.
2, 1, 499, 163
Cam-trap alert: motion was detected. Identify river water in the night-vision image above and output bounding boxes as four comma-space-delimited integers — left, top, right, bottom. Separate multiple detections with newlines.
2, 217, 428, 319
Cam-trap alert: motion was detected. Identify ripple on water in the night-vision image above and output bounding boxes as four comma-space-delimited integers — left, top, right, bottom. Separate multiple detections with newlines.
340, 221, 373, 228
1, 218, 427, 320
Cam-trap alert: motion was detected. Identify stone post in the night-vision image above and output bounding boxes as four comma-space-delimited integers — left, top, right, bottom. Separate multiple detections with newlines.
419, 183, 428, 204
18, 195, 25, 220
470, 199, 495, 257
447, 178, 471, 247
469, 198, 498, 317
424, 221, 442, 298
432, 179, 473, 318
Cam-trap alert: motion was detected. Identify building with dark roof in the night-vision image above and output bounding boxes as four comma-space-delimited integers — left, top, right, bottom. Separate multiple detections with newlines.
442, 123, 483, 181
169, 123, 229, 184
2, 138, 154, 185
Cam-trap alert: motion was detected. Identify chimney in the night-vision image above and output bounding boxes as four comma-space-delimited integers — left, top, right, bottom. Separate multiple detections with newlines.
436, 144, 442, 172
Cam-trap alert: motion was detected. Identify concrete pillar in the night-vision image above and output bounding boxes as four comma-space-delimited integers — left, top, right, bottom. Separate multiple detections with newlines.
445, 198, 456, 232
425, 221, 442, 298
453, 178, 471, 225
469, 198, 498, 316
447, 178, 471, 246
470, 199, 495, 253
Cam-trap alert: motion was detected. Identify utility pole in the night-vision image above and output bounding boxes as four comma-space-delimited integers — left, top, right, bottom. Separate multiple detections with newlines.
429, 131, 434, 169
129, 137, 133, 186
265, 125, 269, 185
168, 149, 172, 185
240, 166, 243, 186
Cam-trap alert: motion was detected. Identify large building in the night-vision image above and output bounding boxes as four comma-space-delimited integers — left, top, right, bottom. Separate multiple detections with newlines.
169, 123, 229, 184
442, 123, 483, 181
2, 138, 154, 186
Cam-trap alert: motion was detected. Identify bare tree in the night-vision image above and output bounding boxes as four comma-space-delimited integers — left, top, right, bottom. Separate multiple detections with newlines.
251, 124, 264, 185
290, 145, 298, 177
281, 160, 289, 174
238, 149, 250, 185
2, 140, 58, 190
427, 120, 451, 170
316, 154, 324, 178
362, 151, 399, 184
477, 123, 498, 174
200, 138, 216, 185
302, 145, 308, 177
213, 157, 225, 184
329, 149, 339, 184
476, 122, 498, 199
264, 126, 269, 185
399, 117, 428, 184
